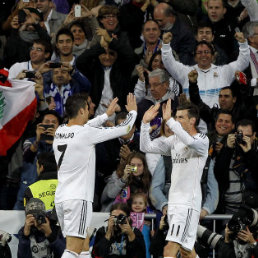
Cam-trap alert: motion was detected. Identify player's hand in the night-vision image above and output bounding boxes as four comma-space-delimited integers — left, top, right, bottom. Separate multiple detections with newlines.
125, 93, 137, 112
188, 70, 198, 83
227, 134, 236, 149
106, 97, 119, 117
24, 214, 36, 236
235, 32, 246, 43
162, 32, 173, 44
162, 99, 172, 121
142, 103, 160, 124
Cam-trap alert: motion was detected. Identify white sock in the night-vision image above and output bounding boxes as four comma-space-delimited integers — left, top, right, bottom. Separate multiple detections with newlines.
79, 251, 90, 258
61, 249, 79, 258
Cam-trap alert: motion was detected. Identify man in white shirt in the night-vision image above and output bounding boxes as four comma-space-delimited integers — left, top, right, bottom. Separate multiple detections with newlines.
140, 100, 209, 257
53, 93, 137, 258
8, 39, 52, 79
161, 31, 250, 108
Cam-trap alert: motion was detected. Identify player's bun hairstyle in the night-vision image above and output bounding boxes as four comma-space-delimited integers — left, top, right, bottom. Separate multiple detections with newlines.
194, 40, 215, 56
177, 102, 200, 127
65, 93, 88, 119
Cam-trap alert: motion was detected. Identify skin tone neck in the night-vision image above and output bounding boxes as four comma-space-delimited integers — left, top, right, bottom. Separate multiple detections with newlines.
60, 54, 73, 63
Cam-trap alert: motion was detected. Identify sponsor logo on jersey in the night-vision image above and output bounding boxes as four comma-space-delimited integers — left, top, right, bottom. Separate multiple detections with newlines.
172, 153, 188, 164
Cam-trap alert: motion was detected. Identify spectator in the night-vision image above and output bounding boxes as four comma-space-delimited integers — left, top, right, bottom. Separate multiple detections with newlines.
18, 198, 65, 258
14, 110, 61, 210
188, 70, 256, 130
76, 33, 135, 120
34, 0, 66, 39
134, 20, 161, 67
43, 66, 90, 116
195, 20, 229, 65
161, 31, 250, 108
204, 0, 237, 60
24, 152, 58, 212
243, 21, 258, 95
101, 152, 151, 212
3, 7, 51, 68
153, 2, 196, 65
92, 202, 146, 258
8, 39, 52, 79
215, 119, 258, 214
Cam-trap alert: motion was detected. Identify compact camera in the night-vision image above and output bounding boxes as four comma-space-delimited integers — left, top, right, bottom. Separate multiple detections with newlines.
129, 166, 137, 173
235, 131, 245, 145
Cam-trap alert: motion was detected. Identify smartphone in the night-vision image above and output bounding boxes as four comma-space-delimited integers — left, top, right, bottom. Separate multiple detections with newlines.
235, 27, 240, 33
25, 71, 36, 79
74, 5, 81, 18
41, 124, 54, 130
49, 62, 62, 68
23, 0, 30, 2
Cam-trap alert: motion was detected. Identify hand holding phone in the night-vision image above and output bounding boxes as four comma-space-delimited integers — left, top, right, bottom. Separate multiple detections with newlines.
74, 5, 81, 18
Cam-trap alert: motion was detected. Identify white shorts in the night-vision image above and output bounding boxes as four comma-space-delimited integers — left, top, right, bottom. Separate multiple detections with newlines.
55, 200, 92, 238
166, 205, 200, 251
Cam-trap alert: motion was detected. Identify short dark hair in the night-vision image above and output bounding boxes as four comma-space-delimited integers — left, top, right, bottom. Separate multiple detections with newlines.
220, 86, 236, 98
41, 110, 62, 125
196, 20, 214, 35
236, 119, 255, 133
207, 0, 226, 8
215, 109, 234, 123
177, 102, 200, 127
65, 93, 88, 119
33, 39, 52, 59
56, 28, 74, 43
194, 40, 215, 56
98, 5, 119, 25
110, 203, 130, 217
37, 152, 57, 173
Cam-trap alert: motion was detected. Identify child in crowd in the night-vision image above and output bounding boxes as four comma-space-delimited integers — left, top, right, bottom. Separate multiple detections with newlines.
130, 192, 151, 258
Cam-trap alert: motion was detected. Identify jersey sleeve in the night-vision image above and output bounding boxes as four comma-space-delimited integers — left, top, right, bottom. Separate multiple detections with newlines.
166, 117, 209, 156
86, 113, 108, 127
87, 111, 137, 144
140, 122, 171, 155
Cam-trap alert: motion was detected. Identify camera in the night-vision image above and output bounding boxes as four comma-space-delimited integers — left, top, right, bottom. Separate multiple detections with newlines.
129, 166, 137, 173
114, 214, 127, 226
0, 230, 12, 247
40, 124, 54, 141
235, 131, 245, 145
25, 71, 36, 79
228, 205, 258, 241
34, 212, 46, 226
49, 62, 62, 68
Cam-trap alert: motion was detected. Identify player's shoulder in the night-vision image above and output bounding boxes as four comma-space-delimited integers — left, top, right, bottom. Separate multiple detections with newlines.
194, 133, 208, 141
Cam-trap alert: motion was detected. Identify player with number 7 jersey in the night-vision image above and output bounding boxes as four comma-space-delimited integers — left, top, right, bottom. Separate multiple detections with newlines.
53, 93, 137, 258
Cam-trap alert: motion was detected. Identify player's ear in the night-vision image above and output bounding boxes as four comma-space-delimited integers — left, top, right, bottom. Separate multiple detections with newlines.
190, 117, 196, 126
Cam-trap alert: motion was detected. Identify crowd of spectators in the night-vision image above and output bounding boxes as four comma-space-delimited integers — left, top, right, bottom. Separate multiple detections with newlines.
0, 0, 258, 257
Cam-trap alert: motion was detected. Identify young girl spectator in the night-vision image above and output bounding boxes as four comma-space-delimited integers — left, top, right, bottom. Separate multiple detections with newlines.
100, 152, 151, 212
130, 192, 151, 258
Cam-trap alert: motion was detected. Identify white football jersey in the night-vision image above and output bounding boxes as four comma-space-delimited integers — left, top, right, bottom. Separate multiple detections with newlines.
53, 111, 137, 203
140, 117, 209, 211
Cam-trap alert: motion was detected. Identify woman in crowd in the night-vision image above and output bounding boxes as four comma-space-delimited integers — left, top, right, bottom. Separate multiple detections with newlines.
101, 152, 151, 212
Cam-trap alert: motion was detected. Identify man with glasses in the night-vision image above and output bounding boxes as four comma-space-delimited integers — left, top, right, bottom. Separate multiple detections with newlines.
8, 39, 52, 79
161, 31, 250, 109
34, 0, 66, 39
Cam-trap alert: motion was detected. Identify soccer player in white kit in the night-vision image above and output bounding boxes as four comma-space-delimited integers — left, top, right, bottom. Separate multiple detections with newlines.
53, 93, 137, 258
140, 99, 209, 258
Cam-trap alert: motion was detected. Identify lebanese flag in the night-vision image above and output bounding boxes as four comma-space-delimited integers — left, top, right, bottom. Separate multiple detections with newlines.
0, 79, 37, 156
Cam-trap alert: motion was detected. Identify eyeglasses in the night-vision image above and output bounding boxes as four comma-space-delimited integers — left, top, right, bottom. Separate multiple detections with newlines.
196, 50, 212, 55
30, 47, 44, 52
102, 14, 116, 19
